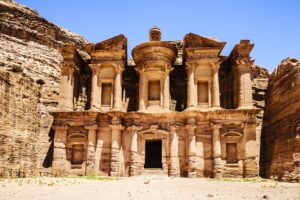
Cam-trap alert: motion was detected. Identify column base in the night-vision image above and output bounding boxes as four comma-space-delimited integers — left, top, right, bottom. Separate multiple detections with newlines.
243, 158, 258, 178
188, 155, 197, 178
89, 107, 100, 112
237, 105, 255, 110
112, 107, 125, 112
130, 152, 138, 176
213, 158, 223, 178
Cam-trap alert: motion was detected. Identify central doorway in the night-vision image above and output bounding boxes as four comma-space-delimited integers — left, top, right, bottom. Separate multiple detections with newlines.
144, 140, 162, 168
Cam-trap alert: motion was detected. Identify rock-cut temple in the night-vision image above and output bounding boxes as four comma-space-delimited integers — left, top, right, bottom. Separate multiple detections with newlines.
51, 27, 260, 178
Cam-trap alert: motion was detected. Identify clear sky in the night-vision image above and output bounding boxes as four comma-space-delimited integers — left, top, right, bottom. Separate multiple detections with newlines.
16, 0, 300, 71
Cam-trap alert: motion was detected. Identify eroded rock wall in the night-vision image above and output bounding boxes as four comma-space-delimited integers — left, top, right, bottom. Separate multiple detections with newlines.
260, 58, 300, 182
0, 0, 87, 177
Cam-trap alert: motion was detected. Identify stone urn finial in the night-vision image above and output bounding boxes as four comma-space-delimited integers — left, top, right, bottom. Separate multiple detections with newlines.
149, 26, 161, 41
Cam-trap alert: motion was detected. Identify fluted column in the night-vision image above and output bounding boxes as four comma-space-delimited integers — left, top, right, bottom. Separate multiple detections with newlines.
128, 125, 143, 176
58, 67, 75, 111
235, 60, 253, 108
163, 70, 170, 110
138, 68, 146, 112
211, 123, 223, 178
212, 65, 220, 108
169, 125, 180, 177
186, 63, 196, 109
113, 66, 123, 111
85, 125, 98, 175
185, 121, 197, 178
90, 65, 101, 111
109, 119, 124, 177
52, 125, 69, 175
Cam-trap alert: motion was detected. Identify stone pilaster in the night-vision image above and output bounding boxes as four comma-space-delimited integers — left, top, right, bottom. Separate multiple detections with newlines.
52, 125, 69, 176
113, 65, 123, 111
109, 118, 124, 177
235, 59, 253, 109
138, 68, 146, 112
242, 122, 258, 177
169, 125, 180, 177
127, 125, 143, 176
90, 64, 101, 111
85, 125, 98, 175
58, 66, 75, 111
186, 63, 196, 109
211, 64, 221, 108
163, 72, 170, 110
185, 118, 197, 178
211, 123, 223, 178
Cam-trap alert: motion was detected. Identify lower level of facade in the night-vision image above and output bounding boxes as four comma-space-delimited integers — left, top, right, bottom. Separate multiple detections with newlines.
51, 109, 260, 178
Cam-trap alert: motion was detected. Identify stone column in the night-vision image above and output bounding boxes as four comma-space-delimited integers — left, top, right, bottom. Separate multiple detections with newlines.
52, 125, 69, 176
109, 119, 124, 177
113, 66, 123, 111
236, 60, 253, 108
212, 65, 221, 108
90, 65, 101, 111
169, 126, 180, 177
186, 63, 196, 109
128, 125, 143, 176
185, 120, 197, 178
242, 122, 258, 177
138, 68, 146, 112
58, 66, 75, 111
211, 123, 223, 178
85, 125, 98, 175
163, 70, 170, 110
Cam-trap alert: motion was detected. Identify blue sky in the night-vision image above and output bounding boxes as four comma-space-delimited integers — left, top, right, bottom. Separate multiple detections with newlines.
17, 0, 300, 71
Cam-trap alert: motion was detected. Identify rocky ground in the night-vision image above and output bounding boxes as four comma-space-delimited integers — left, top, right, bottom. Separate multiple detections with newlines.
1, 177, 300, 200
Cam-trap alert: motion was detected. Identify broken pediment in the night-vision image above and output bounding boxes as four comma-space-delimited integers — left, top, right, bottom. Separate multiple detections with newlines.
183, 33, 226, 50
94, 34, 127, 51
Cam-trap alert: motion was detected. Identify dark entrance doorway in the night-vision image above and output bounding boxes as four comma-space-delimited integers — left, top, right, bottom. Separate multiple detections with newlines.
144, 140, 162, 168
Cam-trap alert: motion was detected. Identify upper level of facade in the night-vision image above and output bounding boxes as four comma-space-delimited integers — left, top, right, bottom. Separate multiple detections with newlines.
57, 27, 255, 113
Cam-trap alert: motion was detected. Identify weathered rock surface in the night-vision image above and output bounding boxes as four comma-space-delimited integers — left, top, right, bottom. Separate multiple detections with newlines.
251, 64, 269, 160
260, 57, 300, 182
0, 0, 87, 177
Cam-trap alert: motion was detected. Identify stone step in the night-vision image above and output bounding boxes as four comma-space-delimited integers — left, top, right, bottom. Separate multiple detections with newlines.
142, 168, 168, 179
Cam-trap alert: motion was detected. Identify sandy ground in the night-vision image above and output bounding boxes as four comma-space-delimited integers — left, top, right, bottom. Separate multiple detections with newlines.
1, 176, 300, 200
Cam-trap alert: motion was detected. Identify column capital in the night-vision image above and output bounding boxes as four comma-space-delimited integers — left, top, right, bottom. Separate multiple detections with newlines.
127, 125, 143, 133
114, 63, 124, 74
84, 124, 98, 130
60, 64, 76, 75
185, 62, 195, 73
170, 125, 180, 133
210, 123, 223, 130
185, 125, 196, 138
109, 124, 124, 131
52, 125, 68, 131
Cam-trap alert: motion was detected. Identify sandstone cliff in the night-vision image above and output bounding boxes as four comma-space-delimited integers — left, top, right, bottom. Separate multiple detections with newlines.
260, 58, 300, 182
0, 0, 88, 177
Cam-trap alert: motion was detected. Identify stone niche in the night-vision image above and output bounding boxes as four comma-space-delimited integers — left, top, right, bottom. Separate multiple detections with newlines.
132, 27, 177, 113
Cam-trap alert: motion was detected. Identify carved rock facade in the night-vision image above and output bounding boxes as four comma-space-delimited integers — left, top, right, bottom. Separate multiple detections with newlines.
51, 27, 261, 178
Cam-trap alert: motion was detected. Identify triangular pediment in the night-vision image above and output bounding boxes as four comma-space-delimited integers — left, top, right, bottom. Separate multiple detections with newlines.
184, 33, 225, 49
94, 34, 127, 51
